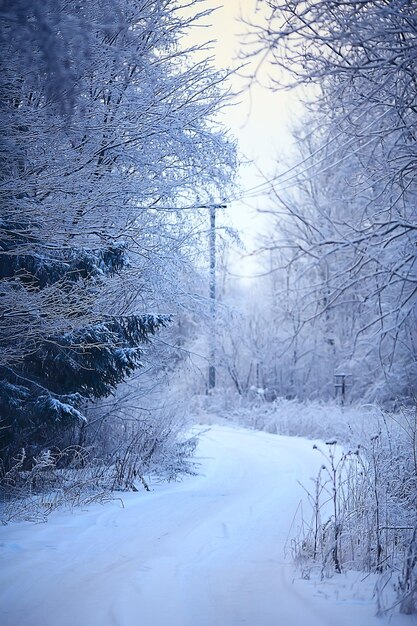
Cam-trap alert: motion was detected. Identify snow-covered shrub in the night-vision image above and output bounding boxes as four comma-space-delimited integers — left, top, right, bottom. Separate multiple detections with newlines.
0, 446, 114, 523
191, 391, 372, 444
82, 375, 197, 483
102, 408, 198, 491
288, 406, 417, 615
0, 397, 197, 524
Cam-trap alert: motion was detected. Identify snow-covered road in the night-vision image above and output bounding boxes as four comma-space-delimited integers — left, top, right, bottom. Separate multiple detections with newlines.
0, 425, 412, 626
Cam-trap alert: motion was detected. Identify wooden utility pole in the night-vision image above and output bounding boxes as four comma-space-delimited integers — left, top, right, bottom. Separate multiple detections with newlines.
207, 203, 226, 392
208, 205, 216, 391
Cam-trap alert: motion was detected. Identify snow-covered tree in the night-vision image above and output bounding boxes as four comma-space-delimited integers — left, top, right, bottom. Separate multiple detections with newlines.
244, 0, 417, 403
0, 0, 236, 467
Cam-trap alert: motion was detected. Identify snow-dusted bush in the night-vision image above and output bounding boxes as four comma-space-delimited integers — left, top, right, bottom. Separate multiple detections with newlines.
88, 401, 198, 491
191, 391, 371, 443
0, 446, 114, 524
0, 399, 197, 524
287, 406, 417, 616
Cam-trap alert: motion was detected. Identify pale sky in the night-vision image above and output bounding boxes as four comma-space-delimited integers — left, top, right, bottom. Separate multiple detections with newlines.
187, 0, 303, 271
205, 1, 298, 171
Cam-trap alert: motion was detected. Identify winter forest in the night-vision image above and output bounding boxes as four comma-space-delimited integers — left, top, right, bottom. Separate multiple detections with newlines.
1, 1, 416, 624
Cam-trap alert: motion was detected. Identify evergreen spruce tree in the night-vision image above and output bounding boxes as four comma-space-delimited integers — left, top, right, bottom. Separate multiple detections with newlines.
0, 224, 169, 467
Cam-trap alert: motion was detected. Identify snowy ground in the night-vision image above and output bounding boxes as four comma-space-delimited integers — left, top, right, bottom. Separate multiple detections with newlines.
0, 424, 414, 626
